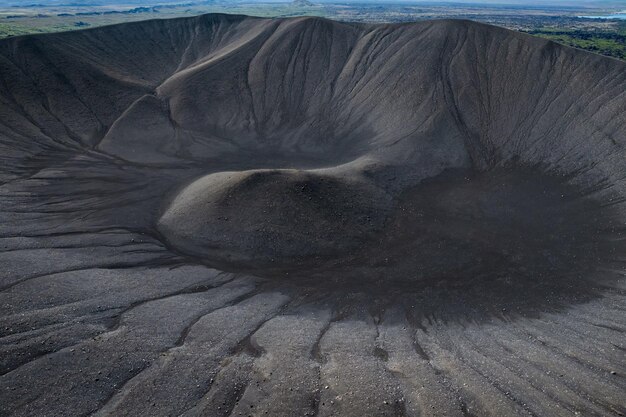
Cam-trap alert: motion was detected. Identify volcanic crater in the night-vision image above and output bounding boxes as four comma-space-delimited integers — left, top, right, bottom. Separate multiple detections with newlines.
1, 13, 625, 417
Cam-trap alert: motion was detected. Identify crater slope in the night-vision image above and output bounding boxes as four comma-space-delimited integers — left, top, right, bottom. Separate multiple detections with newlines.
0, 14, 625, 417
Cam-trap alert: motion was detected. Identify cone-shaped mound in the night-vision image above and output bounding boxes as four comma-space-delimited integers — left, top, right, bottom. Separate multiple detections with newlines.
158, 169, 392, 265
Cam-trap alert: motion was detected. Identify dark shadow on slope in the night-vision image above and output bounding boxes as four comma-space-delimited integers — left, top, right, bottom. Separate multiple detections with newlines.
190, 166, 626, 322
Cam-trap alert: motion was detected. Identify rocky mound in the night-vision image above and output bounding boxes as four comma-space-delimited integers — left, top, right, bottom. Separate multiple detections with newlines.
158, 169, 392, 265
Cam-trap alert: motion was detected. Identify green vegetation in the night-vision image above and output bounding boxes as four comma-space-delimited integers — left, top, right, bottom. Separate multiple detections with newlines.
0, 22, 90, 38
0, 22, 46, 37
529, 28, 626, 60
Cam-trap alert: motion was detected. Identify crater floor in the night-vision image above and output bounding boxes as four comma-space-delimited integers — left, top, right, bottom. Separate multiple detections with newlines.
1, 14, 625, 417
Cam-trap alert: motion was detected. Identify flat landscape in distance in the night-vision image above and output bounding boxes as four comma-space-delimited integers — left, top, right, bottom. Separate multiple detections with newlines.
0, 0, 625, 60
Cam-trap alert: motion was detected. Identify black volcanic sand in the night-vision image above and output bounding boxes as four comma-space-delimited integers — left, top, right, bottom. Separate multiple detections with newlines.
225, 169, 621, 289
1, 14, 625, 417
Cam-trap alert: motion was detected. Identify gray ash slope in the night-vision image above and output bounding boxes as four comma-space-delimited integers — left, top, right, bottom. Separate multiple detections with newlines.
0, 13, 625, 417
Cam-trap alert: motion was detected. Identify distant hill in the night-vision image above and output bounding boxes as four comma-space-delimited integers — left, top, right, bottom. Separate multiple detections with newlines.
291, 0, 316, 6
